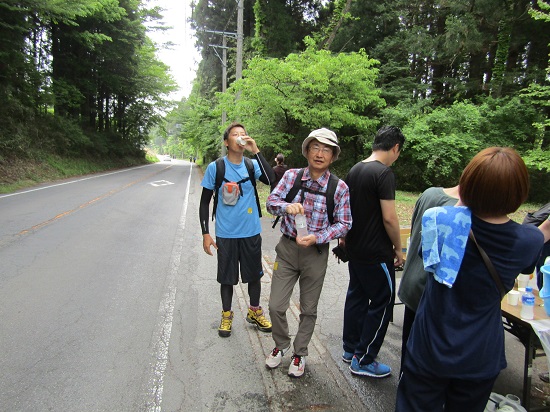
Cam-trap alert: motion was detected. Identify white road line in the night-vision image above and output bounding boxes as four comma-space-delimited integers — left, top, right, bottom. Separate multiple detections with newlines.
145, 165, 192, 411
0, 164, 152, 199
150, 180, 175, 187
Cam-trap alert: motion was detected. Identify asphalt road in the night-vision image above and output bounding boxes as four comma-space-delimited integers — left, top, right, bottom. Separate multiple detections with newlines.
0, 159, 548, 411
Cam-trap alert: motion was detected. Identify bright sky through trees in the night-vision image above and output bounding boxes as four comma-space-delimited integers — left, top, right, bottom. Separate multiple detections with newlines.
147, 0, 200, 100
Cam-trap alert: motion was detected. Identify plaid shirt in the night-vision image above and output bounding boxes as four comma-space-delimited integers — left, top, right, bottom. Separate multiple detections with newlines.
266, 168, 352, 244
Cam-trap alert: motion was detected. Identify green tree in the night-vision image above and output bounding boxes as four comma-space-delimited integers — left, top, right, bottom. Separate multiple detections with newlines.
396, 102, 484, 189
217, 39, 385, 170
252, 0, 324, 57
384, 97, 547, 200
521, 0, 550, 134
519, 0, 550, 200
170, 84, 221, 162
324, 0, 550, 104
191, 0, 326, 100
0, 0, 176, 158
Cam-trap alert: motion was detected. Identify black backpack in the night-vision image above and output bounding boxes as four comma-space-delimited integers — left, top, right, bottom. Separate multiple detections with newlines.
271, 168, 340, 228
212, 157, 261, 220
523, 202, 550, 227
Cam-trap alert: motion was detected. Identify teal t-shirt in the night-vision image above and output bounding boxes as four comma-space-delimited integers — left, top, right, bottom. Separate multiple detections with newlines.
201, 157, 262, 238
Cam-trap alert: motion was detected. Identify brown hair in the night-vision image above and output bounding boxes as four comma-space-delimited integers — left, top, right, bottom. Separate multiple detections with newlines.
459, 147, 529, 217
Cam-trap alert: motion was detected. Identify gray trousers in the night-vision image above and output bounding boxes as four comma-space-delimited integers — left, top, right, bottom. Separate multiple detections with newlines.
268, 236, 329, 356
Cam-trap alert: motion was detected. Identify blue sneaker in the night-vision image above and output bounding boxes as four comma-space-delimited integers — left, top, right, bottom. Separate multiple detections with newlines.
349, 356, 391, 378
342, 351, 354, 363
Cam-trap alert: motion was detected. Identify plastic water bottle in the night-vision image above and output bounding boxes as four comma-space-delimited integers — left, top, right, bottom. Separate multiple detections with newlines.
520, 287, 535, 320
295, 214, 308, 238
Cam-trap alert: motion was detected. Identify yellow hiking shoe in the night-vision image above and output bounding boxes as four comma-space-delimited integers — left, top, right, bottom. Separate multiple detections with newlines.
246, 306, 272, 332
218, 310, 233, 337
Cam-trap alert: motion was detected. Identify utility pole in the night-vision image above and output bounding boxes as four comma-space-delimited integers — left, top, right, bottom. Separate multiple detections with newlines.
236, 0, 243, 82
203, 0, 244, 155
221, 35, 228, 156
205, 29, 236, 156
222, 34, 227, 123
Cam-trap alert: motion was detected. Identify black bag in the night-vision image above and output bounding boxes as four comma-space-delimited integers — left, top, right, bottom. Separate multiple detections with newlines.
332, 239, 349, 263
522, 202, 550, 227
331, 245, 349, 263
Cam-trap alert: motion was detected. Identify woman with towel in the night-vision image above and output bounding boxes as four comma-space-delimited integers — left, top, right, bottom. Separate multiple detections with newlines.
396, 147, 545, 411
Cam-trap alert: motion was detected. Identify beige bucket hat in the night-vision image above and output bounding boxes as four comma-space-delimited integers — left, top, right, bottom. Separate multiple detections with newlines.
301, 128, 341, 161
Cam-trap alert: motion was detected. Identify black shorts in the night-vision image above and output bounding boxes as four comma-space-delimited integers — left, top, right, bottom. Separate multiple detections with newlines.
216, 234, 263, 285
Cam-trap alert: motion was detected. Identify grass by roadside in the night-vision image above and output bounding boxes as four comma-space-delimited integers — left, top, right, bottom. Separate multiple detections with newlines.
0, 152, 156, 194
257, 184, 541, 227
0, 156, 541, 225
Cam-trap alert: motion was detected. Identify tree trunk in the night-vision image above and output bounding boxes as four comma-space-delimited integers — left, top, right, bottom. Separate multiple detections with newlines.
322, 0, 354, 51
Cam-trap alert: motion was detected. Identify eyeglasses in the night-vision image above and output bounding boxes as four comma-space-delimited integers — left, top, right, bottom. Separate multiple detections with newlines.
309, 144, 333, 155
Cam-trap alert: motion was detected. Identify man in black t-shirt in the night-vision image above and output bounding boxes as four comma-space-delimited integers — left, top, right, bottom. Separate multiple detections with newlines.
341, 126, 405, 378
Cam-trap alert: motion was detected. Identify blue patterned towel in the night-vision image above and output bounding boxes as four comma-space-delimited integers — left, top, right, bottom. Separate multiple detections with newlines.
421, 206, 472, 288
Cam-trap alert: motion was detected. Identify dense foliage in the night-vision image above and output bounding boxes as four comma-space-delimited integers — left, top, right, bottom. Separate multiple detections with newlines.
215, 40, 384, 172
2, 1, 548, 200
0, 0, 176, 162
164, 0, 548, 201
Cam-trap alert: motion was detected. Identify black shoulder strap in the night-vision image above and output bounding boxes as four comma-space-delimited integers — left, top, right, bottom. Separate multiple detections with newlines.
284, 168, 305, 203
214, 158, 225, 190
272, 169, 304, 229
272, 169, 339, 228
325, 173, 339, 225
244, 157, 262, 218
469, 230, 506, 300
299, 172, 339, 224
243, 157, 255, 186
212, 158, 225, 220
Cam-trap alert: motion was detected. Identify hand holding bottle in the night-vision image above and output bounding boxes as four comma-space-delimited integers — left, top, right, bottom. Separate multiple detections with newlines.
295, 214, 308, 238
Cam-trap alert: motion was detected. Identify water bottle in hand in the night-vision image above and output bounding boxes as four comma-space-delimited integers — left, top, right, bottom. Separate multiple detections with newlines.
295, 214, 308, 239
520, 287, 535, 320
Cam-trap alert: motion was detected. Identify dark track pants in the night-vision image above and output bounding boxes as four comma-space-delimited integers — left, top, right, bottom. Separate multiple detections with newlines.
395, 363, 497, 412
342, 259, 395, 365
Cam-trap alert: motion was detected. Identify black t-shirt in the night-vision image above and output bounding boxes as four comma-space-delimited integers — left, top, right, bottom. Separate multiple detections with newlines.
345, 160, 396, 263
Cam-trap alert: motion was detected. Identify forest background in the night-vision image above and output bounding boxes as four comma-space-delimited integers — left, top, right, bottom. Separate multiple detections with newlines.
1, 0, 549, 202
161, 0, 550, 202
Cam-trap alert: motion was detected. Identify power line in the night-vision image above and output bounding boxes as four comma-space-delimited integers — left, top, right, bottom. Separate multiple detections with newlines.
222, 0, 238, 33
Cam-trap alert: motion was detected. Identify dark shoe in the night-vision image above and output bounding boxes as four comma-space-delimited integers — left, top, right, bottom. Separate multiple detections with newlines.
540, 372, 549, 383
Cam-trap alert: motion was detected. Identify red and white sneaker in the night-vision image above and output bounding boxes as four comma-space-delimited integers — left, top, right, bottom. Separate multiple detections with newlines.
265, 346, 290, 369
288, 354, 306, 377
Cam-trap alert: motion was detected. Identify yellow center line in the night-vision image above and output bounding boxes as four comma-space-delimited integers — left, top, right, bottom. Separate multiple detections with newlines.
17, 168, 167, 236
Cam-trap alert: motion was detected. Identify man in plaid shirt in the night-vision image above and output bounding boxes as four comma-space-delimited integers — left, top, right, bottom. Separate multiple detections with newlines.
265, 128, 352, 378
